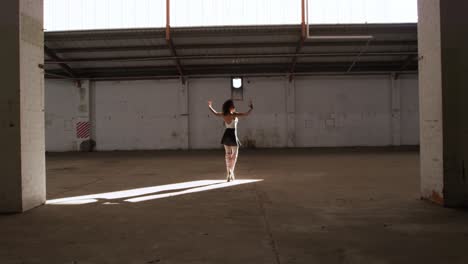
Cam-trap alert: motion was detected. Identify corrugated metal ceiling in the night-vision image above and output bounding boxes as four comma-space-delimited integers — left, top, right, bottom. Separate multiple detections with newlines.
44, 23, 418, 80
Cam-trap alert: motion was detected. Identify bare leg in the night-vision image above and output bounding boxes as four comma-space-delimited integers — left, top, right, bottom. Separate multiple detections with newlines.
224, 145, 233, 181
229, 146, 239, 180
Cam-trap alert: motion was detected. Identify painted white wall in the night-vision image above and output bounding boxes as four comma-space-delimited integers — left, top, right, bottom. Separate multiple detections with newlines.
400, 75, 419, 145
94, 80, 185, 150
295, 75, 393, 147
45, 79, 80, 151
189, 77, 288, 149
45, 74, 419, 151
240, 78, 289, 148
188, 78, 231, 149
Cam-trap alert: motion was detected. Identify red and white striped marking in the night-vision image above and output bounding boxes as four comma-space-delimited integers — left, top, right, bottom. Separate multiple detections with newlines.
76, 122, 91, 139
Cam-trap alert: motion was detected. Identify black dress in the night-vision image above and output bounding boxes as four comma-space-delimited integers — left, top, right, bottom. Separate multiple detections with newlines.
220, 118, 240, 146
221, 128, 238, 146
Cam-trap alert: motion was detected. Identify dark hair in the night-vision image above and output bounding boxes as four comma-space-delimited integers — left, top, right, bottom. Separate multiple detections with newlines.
222, 99, 235, 116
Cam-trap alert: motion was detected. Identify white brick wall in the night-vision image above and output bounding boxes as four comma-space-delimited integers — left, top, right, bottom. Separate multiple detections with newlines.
45, 79, 80, 151
45, 74, 420, 151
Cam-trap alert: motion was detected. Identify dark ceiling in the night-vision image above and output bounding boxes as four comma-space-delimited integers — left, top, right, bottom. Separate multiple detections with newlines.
44, 23, 418, 81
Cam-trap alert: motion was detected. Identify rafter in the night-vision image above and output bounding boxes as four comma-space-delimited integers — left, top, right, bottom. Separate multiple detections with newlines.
43, 51, 417, 64
288, 0, 307, 82
49, 40, 417, 54
166, 39, 185, 84
44, 45, 78, 79
165, 0, 185, 84
400, 54, 418, 71
347, 39, 372, 73
288, 36, 306, 82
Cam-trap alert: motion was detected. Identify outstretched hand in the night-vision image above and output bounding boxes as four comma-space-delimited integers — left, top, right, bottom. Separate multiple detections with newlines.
208, 100, 213, 107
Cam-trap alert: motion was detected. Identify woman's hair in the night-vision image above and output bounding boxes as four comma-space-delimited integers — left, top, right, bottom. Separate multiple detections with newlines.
222, 99, 235, 116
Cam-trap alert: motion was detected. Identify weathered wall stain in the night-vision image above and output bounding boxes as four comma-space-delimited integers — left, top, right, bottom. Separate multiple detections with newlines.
424, 190, 444, 205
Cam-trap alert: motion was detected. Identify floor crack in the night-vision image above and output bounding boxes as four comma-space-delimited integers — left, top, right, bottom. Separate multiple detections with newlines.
253, 183, 281, 264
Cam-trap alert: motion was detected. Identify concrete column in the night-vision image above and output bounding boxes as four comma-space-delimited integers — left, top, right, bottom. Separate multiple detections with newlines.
0, 0, 45, 212
75, 80, 92, 151
179, 80, 190, 149
90, 81, 97, 142
418, 0, 468, 207
391, 74, 402, 146
286, 78, 296, 147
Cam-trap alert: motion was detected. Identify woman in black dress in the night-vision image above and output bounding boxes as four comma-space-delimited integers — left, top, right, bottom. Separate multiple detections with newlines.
208, 99, 253, 182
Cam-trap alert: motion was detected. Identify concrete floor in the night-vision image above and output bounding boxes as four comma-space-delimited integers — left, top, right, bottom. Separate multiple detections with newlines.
1, 148, 468, 264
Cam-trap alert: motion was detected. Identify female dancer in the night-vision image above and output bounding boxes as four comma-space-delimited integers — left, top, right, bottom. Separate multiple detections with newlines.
208, 99, 253, 182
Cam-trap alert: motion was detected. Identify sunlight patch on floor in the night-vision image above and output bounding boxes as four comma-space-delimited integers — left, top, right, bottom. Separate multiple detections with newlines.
46, 179, 263, 205
126, 179, 262, 203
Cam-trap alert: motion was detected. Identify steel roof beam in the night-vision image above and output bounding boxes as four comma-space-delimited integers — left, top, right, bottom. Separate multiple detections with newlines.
288, 0, 307, 82
45, 61, 413, 74
43, 51, 418, 64
44, 45, 79, 79
289, 36, 305, 82
166, 39, 186, 84
166, 0, 185, 84
45, 70, 417, 82
392, 54, 419, 79
48, 40, 417, 54
347, 39, 372, 72
43, 23, 416, 41
399, 54, 418, 71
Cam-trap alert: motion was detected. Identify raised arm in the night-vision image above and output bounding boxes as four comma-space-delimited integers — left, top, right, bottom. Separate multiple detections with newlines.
234, 101, 254, 117
208, 100, 222, 116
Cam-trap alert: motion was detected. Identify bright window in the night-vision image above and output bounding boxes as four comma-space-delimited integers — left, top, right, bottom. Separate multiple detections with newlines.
44, 0, 418, 31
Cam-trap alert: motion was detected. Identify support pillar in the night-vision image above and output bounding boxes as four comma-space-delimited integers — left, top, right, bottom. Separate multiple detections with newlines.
179, 80, 190, 149
391, 74, 402, 146
75, 80, 92, 151
0, 0, 45, 212
418, 0, 468, 207
286, 78, 296, 147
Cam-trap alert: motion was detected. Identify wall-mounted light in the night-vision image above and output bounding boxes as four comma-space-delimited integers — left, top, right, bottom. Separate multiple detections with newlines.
231, 77, 243, 100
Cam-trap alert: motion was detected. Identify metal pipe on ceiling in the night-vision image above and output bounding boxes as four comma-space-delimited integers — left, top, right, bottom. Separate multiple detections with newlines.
301, 0, 306, 39
44, 70, 417, 82
43, 51, 418, 64
307, 35, 374, 40
165, 0, 185, 84
49, 40, 417, 54
166, 0, 170, 40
